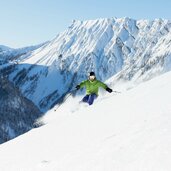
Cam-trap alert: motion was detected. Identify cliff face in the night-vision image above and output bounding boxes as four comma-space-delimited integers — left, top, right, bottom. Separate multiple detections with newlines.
0, 76, 42, 144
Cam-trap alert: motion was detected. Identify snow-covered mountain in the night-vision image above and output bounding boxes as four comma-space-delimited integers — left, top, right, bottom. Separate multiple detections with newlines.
0, 69, 171, 171
1, 16, 171, 169
2, 17, 171, 112
0, 76, 42, 144
0, 42, 48, 64
0, 45, 12, 52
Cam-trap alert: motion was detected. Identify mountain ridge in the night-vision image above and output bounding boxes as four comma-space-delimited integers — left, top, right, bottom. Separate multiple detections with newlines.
1, 17, 171, 112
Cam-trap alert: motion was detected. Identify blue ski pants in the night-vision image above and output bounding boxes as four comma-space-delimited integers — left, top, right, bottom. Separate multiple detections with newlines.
82, 93, 97, 105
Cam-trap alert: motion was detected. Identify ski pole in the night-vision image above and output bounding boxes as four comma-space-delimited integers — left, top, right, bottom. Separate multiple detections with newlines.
54, 93, 72, 111
54, 89, 77, 111
112, 90, 121, 94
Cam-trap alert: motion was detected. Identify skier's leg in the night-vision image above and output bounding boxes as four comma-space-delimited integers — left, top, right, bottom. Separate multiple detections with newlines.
82, 95, 89, 103
88, 93, 97, 105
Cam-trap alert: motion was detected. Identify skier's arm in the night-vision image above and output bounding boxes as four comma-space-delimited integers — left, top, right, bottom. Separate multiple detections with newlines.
98, 81, 113, 93
98, 81, 108, 89
79, 80, 87, 88
76, 80, 87, 90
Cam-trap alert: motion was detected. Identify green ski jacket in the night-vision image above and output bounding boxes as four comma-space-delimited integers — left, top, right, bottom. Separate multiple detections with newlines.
79, 79, 107, 95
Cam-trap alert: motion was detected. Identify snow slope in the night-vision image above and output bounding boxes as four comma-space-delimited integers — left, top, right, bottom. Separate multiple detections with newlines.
5, 17, 171, 111
0, 70, 171, 171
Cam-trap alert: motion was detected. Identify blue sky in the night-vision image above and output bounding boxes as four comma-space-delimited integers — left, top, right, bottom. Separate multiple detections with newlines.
0, 0, 171, 48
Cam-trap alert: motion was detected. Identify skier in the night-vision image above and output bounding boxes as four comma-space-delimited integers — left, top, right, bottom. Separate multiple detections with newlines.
75, 72, 113, 105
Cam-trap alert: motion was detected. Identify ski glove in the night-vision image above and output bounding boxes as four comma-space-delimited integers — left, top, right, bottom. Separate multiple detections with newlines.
106, 87, 113, 93
76, 85, 80, 90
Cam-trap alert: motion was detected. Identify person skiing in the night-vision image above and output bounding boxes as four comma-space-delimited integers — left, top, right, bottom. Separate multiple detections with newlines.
75, 72, 113, 105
